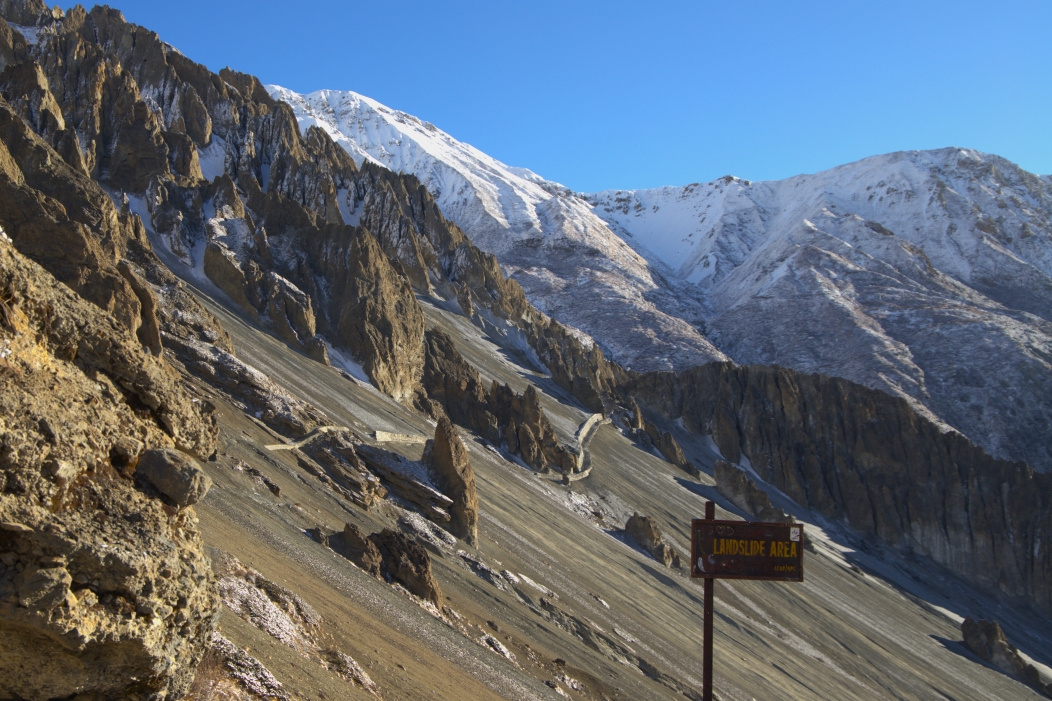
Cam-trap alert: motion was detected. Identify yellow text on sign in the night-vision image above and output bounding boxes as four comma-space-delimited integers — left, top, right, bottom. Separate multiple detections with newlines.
712, 539, 798, 558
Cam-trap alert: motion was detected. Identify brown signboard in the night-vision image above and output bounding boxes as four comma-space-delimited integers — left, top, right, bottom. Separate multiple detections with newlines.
690, 519, 804, 582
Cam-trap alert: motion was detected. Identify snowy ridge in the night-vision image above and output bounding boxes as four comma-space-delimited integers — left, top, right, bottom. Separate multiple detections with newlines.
268, 85, 727, 372
268, 86, 562, 250
587, 149, 1052, 298
587, 149, 1052, 470
268, 85, 1052, 472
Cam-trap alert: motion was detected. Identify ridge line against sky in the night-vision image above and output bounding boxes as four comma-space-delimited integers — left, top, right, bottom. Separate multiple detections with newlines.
107, 0, 1050, 192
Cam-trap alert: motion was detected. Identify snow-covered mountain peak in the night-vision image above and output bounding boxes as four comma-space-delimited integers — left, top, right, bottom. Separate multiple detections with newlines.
586, 147, 1052, 301
268, 86, 581, 248
268, 84, 722, 373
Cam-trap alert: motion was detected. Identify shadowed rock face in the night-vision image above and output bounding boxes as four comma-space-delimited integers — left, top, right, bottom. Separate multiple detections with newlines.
427, 416, 478, 546
626, 362, 1052, 614
0, 237, 218, 701
714, 460, 792, 523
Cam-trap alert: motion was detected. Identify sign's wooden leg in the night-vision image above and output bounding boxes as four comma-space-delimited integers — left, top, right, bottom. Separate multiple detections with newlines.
703, 499, 715, 701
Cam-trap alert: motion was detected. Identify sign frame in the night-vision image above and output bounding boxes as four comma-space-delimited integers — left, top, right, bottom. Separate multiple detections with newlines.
690, 518, 805, 582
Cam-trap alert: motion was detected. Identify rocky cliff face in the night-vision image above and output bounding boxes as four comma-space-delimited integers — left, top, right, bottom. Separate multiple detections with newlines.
626, 363, 1052, 614
420, 328, 578, 473
0, 1, 619, 413
0, 234, 218, 701
1, 3, 1051, 697
273, 86, 1052, 480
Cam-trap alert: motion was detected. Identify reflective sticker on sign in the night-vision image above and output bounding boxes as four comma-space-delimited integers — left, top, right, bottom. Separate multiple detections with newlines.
790, 527, 801, 542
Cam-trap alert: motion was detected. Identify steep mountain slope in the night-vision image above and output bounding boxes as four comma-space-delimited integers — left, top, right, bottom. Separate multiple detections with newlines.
271, 87, 1052, 473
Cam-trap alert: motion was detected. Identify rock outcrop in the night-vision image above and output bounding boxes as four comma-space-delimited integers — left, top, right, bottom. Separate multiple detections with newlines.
962, 617, 1052, 697
317, 522, 383, 578
368, 529, 443, 607
626, 362, 1052, 614
624, 514, 681, 569
165, 334, 323, 439
425, 416, 478, 546
299, 432, 387, 509
714, 460, 793, 523
355, 443, 454, 523
618, 398, 698, 476
642, 421, 698, 477
0, 236, 218, 700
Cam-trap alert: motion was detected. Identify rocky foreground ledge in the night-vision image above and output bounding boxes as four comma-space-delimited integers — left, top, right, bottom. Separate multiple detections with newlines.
0, 235, 219, 700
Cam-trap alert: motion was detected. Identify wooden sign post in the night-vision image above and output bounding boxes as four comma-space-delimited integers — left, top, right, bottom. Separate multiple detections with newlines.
692, 501, 805, 701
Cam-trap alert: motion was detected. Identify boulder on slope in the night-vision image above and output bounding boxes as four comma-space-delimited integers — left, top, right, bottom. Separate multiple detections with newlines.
625, 513, 681, 569
714, 460, 793, 523
962, 617, 1052, 697
136, 448, 213, 508
368, 529, 442, 607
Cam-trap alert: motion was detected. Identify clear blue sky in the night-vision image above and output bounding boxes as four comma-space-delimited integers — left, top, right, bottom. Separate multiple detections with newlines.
110, 0, 1050, 192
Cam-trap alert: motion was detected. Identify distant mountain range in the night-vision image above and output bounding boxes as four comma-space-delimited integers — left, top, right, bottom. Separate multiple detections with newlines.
271, 86, 1052, 472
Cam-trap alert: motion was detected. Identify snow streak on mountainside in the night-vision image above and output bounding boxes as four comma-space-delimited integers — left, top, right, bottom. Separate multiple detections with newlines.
268, 86, 1052, 473
588, 149, 1052, 471
266, 86, 727, 372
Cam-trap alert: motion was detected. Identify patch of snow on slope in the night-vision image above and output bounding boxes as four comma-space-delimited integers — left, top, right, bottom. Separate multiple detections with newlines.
198, 135, 228, 182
